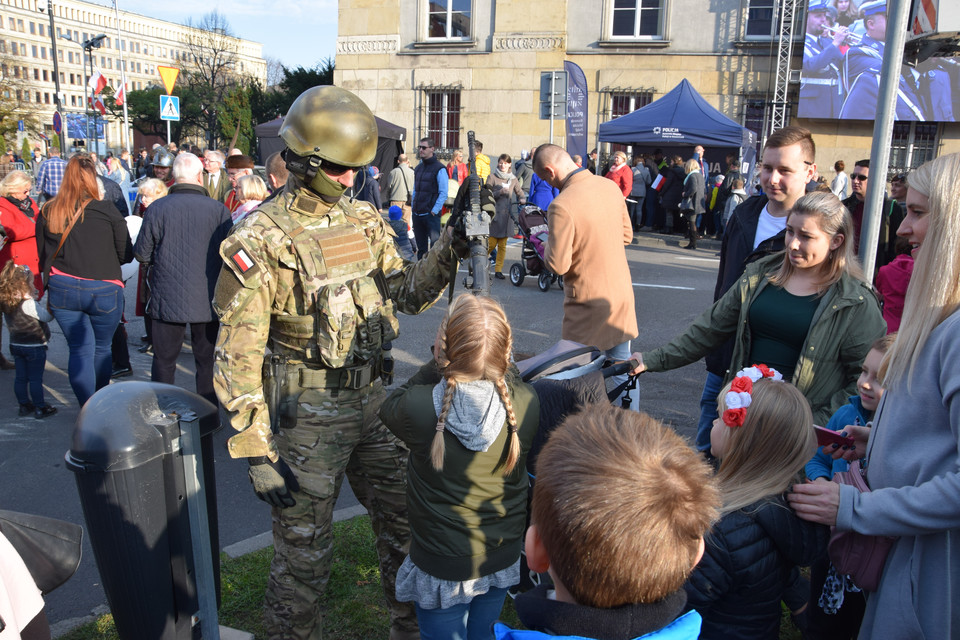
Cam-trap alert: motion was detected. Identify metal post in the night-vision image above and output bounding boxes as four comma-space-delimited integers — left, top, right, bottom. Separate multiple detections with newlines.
83, 43, 91, 151
180, 417, 220, 640
43, 1, 66, 155
859, 0, 911, 280
549, 72, 556, 145
113, 0, 130, 157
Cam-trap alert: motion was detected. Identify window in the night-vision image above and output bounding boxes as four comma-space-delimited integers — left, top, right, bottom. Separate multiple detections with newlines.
428, 0, 471, 39
7, 18, 14, 30
17, 19, 23, 32
35, 91, 40, 102
611, 0, 665, 38
33, 68, 38, 80
0, 40, 5, 54
9, 41, 16, 55
39, 24, 44, 37
889, 122, 938, 174
745, 0, 776, 37
44, 92, 50, 104
29, 21, 35, 34
424, 88, 461, 151
41, 46, 46, 59
32, 44, 37, 57
71, 95, 77, 106
608, 91, 654, 153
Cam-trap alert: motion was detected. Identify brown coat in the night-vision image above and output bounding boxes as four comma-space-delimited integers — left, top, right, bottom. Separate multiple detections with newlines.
544, 169, 638, 350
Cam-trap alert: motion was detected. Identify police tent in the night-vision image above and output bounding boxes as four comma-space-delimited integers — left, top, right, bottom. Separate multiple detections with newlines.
597, 79, 757, 184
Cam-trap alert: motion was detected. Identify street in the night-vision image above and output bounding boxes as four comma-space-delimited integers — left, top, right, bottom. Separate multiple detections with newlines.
0, 231, 722, 631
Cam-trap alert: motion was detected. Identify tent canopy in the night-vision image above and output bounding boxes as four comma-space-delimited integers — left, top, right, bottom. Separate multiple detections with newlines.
598, 79, 755, 150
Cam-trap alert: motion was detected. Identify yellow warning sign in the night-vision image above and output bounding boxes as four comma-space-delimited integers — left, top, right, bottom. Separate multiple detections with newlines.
157, 66, 180, 95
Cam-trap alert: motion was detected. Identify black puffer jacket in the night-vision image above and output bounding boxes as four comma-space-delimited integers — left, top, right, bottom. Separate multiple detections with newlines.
685, 496, 828, 639
659, 164, 686, 209
134, 183, 232, 323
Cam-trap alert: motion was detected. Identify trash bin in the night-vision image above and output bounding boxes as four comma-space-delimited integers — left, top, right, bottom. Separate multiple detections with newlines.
66, 382, 221, 640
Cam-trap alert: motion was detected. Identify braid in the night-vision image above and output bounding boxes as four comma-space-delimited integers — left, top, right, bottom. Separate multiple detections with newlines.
495, 378, 520, 476
431, 378, 457, 470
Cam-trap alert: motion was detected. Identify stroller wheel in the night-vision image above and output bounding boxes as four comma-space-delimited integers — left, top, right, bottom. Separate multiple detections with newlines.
538, 272, 551, 292
510, 263, 525, 286
557, 275, 564, 291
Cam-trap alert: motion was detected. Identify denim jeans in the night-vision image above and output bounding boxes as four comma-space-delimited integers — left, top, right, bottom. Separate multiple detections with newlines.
412, 212, 441, 260
696, 371, 724, 452
415, 587, 508, 640
605, 340, 632, 402
10, 344, 48, 407
48, 274, 123, 406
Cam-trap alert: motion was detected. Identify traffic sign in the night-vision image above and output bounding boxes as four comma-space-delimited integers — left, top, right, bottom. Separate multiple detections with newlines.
157, 66, 180, 94
53, 112, 62, 135
160, 95, 180, 121
17, 120, 24, 132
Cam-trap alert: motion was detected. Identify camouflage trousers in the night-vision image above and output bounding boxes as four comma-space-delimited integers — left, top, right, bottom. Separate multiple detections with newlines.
265, 379, 419, 640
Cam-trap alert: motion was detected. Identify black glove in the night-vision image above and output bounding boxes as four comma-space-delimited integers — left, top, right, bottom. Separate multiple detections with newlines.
247, 456, 301, 508
381, 346, 395, 387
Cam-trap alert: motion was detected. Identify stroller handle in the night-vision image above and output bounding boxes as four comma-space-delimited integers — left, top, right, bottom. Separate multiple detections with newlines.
602, 358, 641, 379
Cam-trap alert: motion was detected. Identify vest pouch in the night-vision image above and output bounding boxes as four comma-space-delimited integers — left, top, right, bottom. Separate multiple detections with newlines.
347, 275, 397, 362
312, 283, 358, 369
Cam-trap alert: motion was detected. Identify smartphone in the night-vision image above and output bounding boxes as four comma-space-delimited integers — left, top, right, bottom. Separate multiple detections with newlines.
814, 425, 855, 448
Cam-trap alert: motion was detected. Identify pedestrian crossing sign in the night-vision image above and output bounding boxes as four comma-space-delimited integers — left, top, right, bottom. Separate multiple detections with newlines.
160, 95, 180, 122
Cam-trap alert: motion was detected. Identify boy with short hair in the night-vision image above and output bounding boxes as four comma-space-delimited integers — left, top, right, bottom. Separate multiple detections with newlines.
495, 405, 720, 640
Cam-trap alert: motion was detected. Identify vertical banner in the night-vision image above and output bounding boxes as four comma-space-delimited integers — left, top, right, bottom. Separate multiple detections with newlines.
564, 61, 588, 161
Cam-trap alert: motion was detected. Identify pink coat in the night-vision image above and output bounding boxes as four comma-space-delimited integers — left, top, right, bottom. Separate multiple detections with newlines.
544, 170, 638, 350
876, 254, 914, 333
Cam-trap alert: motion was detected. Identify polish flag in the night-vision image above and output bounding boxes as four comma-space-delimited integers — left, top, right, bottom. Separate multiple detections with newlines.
114, 82, 125, 107
88, 95, 107, 115
88, 66, 107, 95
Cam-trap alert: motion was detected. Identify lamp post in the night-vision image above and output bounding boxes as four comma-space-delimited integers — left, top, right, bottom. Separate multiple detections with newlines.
37, 0, 66, 155
82, 34, 107, 155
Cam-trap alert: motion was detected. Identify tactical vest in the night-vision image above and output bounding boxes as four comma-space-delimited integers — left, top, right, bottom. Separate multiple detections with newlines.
260, 191, 400, 369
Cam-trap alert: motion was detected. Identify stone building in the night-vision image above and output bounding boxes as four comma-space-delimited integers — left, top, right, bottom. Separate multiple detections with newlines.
335, 0, 958, 175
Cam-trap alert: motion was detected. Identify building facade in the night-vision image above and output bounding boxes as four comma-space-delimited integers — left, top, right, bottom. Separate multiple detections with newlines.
334, 0, 958, 176
0, 0, 266, 152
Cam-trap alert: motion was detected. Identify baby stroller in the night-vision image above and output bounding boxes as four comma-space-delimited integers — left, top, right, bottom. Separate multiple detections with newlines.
507, 341, 639, 598
508, 204, 563, 292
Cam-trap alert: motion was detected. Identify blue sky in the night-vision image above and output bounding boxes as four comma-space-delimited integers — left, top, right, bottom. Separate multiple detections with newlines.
86, 0, 338, 72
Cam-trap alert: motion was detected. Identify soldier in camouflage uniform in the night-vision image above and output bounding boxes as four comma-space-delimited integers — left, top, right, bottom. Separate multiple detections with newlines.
212, 86, 463, 640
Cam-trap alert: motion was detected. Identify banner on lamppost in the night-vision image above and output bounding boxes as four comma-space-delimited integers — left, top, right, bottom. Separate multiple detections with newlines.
564, 61, 588, 161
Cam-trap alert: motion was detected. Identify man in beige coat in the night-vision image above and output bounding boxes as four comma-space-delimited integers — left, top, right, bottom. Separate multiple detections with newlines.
534, 144, 639, 389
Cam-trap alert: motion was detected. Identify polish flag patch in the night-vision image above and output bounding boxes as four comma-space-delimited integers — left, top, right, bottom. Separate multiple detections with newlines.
231, 248, 255, 273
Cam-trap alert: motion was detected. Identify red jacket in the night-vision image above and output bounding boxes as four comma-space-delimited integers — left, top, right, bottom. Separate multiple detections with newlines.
446, 162, 468, 185
605, 163, 633, 198
0, 196, 43, 293
875, 254, 914, 333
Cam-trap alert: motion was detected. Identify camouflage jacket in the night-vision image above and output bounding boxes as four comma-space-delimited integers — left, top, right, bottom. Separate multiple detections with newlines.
213, 182, 457, 460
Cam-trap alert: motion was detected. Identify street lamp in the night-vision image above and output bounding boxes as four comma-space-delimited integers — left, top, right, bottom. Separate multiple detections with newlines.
37, 0, 66, 155
82, 34, 107, 156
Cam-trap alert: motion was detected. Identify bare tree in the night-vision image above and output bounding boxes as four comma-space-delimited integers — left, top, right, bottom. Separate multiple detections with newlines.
180, 11, 240, 148
264, 56, 284, 89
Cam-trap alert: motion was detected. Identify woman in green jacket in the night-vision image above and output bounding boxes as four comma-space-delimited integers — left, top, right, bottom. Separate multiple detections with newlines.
632, 191, 885, 425
379, 293, 539, 640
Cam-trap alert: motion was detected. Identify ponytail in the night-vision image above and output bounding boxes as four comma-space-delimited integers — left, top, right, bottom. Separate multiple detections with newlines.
495, 378, 520, 475
431, 378, 457, 470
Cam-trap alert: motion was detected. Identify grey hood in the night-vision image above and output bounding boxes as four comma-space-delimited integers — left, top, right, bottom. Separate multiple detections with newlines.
432, 379, 506, 452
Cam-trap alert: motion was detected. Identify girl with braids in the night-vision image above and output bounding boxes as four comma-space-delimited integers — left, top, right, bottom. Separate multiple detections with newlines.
379, 293, 540, 640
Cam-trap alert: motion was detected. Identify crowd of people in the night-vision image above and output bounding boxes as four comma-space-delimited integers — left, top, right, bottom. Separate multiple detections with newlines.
2, 84, 958, 640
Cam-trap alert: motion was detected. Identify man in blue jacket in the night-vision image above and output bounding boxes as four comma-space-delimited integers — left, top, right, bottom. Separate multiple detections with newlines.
410, 137, 448, 259
134, 152, 233, 405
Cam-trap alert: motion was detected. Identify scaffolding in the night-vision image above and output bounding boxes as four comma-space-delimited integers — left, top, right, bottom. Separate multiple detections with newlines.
768, 0, 799, 140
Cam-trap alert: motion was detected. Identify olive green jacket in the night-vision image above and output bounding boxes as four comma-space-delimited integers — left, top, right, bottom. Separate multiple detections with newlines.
643, 253, 885, 424
379, 360, 539, 582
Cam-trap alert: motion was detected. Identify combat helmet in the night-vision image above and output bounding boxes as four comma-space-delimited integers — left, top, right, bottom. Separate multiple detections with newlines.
280, 86, 378, 169
153, 152, 174, 168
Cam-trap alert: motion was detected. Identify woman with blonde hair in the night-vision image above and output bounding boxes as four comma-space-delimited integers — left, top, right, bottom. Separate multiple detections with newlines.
0, 170, 42, 369
680, 157, 705, 249
37, 154, 132, 405
789, 152, 960, 638
633, 190, 885, 425
379, 293, 539, 639
231, 174, 268, 225
105, 156, 131, 214
687, 367, 826, 638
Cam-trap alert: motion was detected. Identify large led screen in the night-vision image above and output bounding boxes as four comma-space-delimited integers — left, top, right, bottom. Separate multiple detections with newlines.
798, 0, 959, 121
